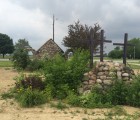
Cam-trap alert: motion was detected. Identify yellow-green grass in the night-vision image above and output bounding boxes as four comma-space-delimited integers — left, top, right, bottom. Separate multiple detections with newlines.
0, 61, 13, 67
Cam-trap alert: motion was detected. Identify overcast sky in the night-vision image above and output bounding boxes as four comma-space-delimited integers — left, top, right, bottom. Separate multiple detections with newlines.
0, 0, 140, 52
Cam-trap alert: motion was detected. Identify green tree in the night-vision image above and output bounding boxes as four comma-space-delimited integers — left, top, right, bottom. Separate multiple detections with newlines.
127, 38, 140, 59
0, 33, 14, 58
63, 20, 101, 50
12, 49, 30, 70
15, 39, 30, 50
12, 39, 31, 70
108, 47, 123, 59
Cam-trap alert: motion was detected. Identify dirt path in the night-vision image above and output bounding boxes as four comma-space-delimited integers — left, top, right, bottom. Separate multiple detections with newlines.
0, 68, 140, 120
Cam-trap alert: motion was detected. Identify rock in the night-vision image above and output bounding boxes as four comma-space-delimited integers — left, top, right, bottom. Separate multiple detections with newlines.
98, 66, 104, 71
105, 71, 109, 75
83, 81, 88, 85
96, 79, 102, 84
88, 71, 93, 76
106, 77, 113, 79
103, 80, 112, 85
89, 80, 95, 85
97, 72, 104, 76
115, 67, 122, 71
117, 71, 122, 79
103, 67, 109, 71
84, 72, 88, 76
90, 75, 96, 80
114, 62, 120, 67
100, 76, 106, 80
122, 73, 129, 77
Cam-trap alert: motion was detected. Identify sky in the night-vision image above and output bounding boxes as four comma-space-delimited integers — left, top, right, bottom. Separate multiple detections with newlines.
0, 0, 140, 53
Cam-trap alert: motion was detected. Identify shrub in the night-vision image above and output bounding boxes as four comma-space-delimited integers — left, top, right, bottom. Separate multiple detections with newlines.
107, 80, 129, 105
126, 75, 140, 107
26, 59, 45, 71
15, 88, 46, 107
44, 49, 90, 99
12, 49, 30, 70
15, 74, 45, 90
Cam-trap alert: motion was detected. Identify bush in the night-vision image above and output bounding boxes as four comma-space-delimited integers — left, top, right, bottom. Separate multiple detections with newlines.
15, 88, 46, 107
107, 80, 128, 105
44, 49, 90, 99
15, 74, 45, 90
26, 59, 45, 71
12, 49, 30, 70
126, 75, 140, 107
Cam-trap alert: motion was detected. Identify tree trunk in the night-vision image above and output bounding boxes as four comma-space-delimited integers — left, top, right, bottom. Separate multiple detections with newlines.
2, 54, 5, 58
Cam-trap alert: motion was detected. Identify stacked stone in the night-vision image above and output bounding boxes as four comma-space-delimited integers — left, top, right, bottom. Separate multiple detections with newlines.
79, 61, 134, 94
79, 70, 96, 94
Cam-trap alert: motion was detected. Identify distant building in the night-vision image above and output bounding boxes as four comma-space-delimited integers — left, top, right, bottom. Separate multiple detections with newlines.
35, 39, 64, 58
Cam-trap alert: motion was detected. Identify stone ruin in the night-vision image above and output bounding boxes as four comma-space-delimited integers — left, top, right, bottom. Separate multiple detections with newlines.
79, 61, 135, 94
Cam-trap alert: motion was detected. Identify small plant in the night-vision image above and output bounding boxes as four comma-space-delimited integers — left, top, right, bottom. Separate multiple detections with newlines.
15, 88, 47, 107
15, 74, 45, 90
1, 92, 14, 99
50, 101, 68, 110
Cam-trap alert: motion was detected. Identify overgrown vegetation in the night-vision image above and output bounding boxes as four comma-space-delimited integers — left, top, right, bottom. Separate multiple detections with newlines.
1, 49, 140, 112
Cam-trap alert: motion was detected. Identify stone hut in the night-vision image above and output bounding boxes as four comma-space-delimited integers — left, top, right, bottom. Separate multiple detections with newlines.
35, 39, 64, 58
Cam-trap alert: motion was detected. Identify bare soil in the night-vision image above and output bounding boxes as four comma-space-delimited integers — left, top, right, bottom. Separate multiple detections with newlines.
0, 68, 140, 120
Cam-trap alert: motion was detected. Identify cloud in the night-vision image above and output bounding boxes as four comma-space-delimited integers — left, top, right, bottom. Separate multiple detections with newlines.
0, 0, 140, 52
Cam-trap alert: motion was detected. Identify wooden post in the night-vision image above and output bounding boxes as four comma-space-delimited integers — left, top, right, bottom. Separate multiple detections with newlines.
100, 30, 104, 62
113, 33, 134, 66
89, 28, 94, 68
123, 33, 128, 65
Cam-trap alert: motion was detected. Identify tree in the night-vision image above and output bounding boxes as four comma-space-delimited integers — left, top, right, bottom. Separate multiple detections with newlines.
15, 39, 30, 50
12, 49, 30, 70
127, 38, 140, 59
108, 47, 123, 59
0, 33, 14, 58
12, 39, 31, 70
63, 20, 101, 50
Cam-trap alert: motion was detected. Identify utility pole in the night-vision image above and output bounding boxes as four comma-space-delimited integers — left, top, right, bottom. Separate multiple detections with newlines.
134, 46, 135, 59
53, 15, 54, 41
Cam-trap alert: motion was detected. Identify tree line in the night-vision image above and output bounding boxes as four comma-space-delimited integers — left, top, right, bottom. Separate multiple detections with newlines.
0, 20, 140, 59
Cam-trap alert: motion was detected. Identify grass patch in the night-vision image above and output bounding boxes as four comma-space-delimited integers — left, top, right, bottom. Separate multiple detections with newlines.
129, 64, 140, 69
50, 101, 68, 110
0, 61, 13, 67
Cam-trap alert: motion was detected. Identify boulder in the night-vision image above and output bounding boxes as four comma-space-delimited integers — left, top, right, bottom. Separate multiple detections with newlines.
96, 79, 102, 84
103, 80, 112, 85
122, 73, 129, 77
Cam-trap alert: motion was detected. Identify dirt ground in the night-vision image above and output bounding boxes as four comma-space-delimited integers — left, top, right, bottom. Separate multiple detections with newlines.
0, 68, 140, 120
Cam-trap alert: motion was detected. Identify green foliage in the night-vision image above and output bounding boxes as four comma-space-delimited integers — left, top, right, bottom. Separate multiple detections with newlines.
127, 38, 140, 59
107, 80, 128, 105
126, 75, 140, 107
63, 20, 101, 50
12, 49, 30, 70
26, 59, 45, 71
15, 88, 46, 107
0, 33, 14, 58
14, 39, 30, 50
50, 101, 68, 110
0, 61, 13, 67
1, 91, 14, 99
15, 74, 45, 90
108, 47, 123, 59
44, 49, 89, 99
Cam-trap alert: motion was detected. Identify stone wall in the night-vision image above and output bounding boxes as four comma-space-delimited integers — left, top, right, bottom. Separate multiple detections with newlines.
36, 39, 64, 58
79, 61, 134, 94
